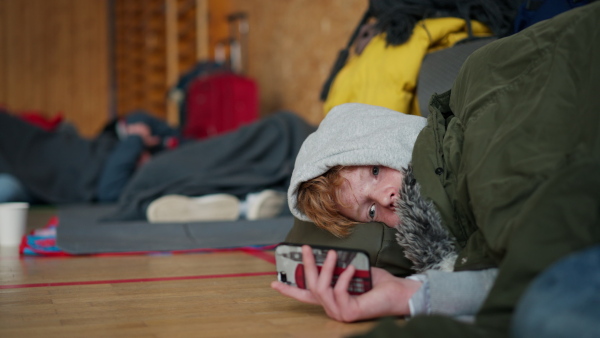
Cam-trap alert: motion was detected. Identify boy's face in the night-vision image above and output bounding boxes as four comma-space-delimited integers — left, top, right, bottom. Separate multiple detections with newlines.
336, 166, 403, 227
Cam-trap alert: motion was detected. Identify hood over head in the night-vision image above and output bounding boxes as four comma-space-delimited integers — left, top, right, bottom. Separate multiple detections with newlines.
288, 103, 427, 222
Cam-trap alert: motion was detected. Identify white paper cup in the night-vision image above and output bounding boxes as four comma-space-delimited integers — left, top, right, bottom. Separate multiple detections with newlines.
0, 202, 29, 247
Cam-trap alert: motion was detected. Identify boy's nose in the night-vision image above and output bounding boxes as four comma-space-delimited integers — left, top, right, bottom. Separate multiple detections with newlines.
375, 188, 397, 209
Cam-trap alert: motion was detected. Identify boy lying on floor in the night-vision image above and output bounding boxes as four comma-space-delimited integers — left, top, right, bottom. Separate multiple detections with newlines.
272, 4, 600, 337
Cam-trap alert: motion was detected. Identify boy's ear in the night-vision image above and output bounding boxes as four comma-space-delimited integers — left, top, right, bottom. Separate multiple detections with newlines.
285, 217, 415, 277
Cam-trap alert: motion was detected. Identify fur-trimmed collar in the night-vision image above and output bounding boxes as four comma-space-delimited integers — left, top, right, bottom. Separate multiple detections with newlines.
394, 165, 457, 273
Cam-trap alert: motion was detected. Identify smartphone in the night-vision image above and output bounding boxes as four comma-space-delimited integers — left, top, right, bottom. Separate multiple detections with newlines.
275, 243, 372, 295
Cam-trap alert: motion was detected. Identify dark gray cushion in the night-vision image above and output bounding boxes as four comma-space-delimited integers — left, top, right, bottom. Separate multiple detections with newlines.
285, 217, 414, 277
417, 37, 496, 117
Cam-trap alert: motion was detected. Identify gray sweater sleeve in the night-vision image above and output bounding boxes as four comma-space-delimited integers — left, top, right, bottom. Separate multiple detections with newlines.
408, 268, 498, 321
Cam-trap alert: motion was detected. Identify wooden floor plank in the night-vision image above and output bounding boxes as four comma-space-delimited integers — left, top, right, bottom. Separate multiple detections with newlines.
0, 208, 405, 337
1, 275, 387, 337
1, 252, 274, 287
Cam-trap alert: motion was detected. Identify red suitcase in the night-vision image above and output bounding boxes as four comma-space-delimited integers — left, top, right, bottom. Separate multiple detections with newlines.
182, 71, 258, 140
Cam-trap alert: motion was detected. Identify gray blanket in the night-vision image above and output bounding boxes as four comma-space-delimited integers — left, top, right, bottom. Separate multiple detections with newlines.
104, 111, 316, 221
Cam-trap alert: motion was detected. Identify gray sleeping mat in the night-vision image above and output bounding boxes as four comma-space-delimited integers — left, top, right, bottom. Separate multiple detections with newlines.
56, 204, 294, 254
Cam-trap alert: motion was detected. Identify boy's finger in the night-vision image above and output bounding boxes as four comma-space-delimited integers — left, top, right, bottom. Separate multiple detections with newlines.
333, 264, 355, 301
314, 250, 343, 317
301, 245, 319, 291
316, 249, 337, 291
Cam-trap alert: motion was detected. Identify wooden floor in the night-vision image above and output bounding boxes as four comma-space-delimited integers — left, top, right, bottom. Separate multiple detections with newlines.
0, 208, 395, 337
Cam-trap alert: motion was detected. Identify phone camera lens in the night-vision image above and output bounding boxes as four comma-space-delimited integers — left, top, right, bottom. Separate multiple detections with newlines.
279, 272, 288, 283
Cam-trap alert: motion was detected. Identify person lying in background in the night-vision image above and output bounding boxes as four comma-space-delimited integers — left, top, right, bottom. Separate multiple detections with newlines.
0, 110, 179, 205
272, 4, 600, 337
0, 109, 315, 223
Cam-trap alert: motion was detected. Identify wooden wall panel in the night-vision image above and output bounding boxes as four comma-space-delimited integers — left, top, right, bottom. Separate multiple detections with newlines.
114, 0, 167, 121
114, 0, 209, 125
1, 0, 367, 134
0, 0, 109, 137
227, 0, 367, 125
207, 0, 232, 61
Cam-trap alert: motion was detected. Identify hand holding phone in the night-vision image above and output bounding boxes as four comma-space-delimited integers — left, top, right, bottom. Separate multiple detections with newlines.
272, 244, 421, 322
275, 243, 372, 295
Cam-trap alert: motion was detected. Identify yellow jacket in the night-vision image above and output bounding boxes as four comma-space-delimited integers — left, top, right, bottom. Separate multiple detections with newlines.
324, 18, 491, 116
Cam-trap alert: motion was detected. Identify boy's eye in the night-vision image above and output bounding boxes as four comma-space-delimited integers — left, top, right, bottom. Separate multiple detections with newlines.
372, 166, 379, 176
368, 204, 376, 220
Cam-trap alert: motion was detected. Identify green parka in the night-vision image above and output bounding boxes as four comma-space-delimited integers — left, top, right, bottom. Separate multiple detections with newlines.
360, 3, 600, 337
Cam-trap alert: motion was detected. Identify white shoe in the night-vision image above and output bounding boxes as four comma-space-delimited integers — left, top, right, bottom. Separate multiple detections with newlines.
146, 194, 240, 223
245, 190, 287, 220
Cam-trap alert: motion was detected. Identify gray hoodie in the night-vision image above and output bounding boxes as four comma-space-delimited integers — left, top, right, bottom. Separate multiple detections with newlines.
288, 103, 427, 222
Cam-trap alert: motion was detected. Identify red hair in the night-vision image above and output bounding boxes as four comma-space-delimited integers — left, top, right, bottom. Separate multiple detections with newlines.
296, 166, 359, 238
